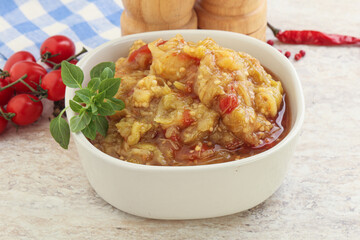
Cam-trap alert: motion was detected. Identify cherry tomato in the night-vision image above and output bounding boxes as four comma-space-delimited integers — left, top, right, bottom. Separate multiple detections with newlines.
40, 35, 75, 67
178, 52, 200, 64
9, 61, 47, 93
128, 44, 151, 62
40, 70, 66, 101
219, 94, 239, 114
0, 107, 8, 134
157, 40, 167, 46
3, 51, 36, 72
182, 109, 195, 127
7, 94, 43, 126
0, 77, 14, 106
69, 59, 78, 65
58, 59, 78, 70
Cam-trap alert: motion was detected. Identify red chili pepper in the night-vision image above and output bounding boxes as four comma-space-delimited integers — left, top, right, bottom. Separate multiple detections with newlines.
267, 23, 360, 46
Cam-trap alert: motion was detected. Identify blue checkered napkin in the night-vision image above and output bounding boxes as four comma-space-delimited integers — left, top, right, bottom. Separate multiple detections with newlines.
0, 0, 124, 68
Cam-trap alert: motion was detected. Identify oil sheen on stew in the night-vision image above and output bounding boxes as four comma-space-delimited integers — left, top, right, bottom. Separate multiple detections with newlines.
91, 35, 290, 166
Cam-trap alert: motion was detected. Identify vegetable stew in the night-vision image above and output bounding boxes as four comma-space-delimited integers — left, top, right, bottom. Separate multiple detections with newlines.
91, 35, 290, 166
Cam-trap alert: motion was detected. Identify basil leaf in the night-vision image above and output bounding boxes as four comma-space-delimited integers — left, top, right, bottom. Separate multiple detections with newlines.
93, 115, 108, 137
107, 98, 125, 111
70, 111, 91, 132
90, 102, 98, 114
94, 91, 105, 103
50, 113, 70, 149
88, 77, 100, 92
81, 120, 96, 140
69, 100, 83, 113
90, 62, 115, 79
61, 61, 84, 88
75, 88, 94, 103
97, 101, 115, 116
73, 95, 83, 103
98, 78, 121, 98
51, 61, 126, 150
100, 67, 114, 81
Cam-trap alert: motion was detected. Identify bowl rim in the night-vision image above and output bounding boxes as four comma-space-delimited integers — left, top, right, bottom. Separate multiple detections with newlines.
65, 29, 305, 172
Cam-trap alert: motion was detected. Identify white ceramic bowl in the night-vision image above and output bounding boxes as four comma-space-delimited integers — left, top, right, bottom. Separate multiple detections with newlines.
65, 30, 305, 220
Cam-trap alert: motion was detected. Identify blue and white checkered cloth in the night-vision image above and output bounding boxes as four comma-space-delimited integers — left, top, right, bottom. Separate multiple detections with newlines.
0, 0, 124, 67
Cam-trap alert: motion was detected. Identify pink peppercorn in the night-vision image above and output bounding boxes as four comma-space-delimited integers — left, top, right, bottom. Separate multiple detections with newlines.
267, 40, 274, 46
285, 51, 291, 58
295, 53, 302, 61
299, 50, 306, 57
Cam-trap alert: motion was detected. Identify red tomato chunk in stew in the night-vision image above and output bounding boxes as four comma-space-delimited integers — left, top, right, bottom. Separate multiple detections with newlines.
91, 35, 290, 166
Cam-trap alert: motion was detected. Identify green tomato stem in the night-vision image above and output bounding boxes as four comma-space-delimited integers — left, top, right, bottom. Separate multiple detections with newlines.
0, 69, 10, 78
0, 74, 27, 91
52, 47, 88, 70
43, 59, 58, 67
0, 105, 15, 121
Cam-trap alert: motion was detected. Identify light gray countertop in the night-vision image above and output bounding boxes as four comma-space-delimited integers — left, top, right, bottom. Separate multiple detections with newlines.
1, 0, 359, 239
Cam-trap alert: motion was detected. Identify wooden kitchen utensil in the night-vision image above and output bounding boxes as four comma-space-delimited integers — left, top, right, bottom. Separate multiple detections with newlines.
121, 0, 197, 36
195, 0, 267, 41
248, 23, 267, 41
199, 0, 263, 16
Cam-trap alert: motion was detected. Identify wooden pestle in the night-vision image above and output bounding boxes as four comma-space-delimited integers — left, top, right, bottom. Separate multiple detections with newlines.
121, 0, 197, 36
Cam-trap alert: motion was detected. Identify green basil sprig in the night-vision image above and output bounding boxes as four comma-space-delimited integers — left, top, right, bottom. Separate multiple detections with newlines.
50, 61, 124, 149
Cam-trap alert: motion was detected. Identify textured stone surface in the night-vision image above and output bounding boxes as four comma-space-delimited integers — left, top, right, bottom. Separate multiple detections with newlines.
1, 0, 360, 239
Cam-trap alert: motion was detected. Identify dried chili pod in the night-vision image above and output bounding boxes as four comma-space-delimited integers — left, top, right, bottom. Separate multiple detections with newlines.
267, 23, 360, 46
